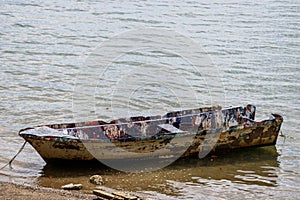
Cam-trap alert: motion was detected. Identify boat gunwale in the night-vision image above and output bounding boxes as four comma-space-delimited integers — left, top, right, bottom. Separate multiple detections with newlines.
19, 114, 283, 142
19, 105, 235, 133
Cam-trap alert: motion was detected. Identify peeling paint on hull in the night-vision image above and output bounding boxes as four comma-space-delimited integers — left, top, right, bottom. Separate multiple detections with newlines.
19, 105, 283, 162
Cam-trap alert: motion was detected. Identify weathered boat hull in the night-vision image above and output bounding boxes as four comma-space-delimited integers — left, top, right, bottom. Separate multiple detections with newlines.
23, 121, 281, 162
19, 105, 283, 163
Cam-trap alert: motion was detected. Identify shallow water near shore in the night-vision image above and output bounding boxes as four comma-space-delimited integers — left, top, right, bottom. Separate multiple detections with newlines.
0, 0, 299, 199
37, 147, 279, 193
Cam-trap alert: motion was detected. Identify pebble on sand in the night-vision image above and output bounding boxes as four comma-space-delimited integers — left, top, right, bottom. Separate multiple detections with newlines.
89, 175, 104, 185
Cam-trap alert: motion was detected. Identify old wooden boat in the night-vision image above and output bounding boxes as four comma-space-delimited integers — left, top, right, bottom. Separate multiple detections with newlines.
19, 105, 283, 163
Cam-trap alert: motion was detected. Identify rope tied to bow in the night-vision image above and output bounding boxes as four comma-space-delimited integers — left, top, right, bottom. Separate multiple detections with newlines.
0, 141, 27, 170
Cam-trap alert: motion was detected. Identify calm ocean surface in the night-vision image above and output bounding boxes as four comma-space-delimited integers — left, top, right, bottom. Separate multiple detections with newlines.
0, 0, 299, 199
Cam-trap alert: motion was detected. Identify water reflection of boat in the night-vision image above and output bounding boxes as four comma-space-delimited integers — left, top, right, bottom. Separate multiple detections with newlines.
171, 146, 279, 186
19, 105, 283, 163
39, 146, 279, 193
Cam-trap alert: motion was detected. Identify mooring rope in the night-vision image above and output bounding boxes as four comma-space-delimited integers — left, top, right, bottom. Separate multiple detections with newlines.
0, 141, 27, 170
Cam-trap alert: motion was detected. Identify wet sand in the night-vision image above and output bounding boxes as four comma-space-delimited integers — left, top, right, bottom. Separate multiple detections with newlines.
0, 182, 95, 200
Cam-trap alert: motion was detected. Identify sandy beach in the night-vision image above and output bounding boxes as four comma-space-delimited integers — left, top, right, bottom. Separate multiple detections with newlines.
0, 182, 95, 200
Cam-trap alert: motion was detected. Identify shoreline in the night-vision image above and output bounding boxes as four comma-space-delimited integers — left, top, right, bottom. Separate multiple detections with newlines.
0, 181, 95, 200
0, 181, 155, 200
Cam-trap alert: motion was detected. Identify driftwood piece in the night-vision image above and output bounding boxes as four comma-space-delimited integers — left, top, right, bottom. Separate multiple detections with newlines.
93, 190, 124, 200
113, 191, 138, 200
61, 183, 82, 190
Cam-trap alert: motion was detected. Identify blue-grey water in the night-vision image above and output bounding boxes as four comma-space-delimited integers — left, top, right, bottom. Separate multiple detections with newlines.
0, 0, 299, 199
